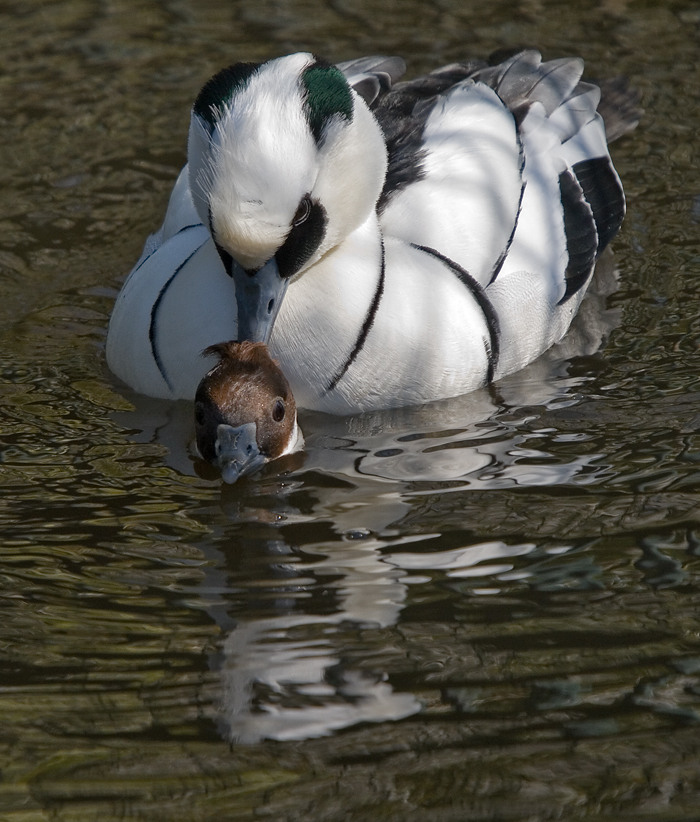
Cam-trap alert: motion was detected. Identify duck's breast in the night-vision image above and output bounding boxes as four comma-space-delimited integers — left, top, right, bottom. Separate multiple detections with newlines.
106, 227, 237, 399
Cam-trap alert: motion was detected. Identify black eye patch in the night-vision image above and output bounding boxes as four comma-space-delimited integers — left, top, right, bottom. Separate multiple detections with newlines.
275, 197, 327, 279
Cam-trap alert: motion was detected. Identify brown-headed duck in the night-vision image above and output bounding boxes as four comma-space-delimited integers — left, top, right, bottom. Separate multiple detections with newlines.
195, 341, 303, 483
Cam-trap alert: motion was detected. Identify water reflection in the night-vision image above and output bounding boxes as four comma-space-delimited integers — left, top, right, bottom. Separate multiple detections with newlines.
208, 524, 429, 742
219, 563, 420, 742
200, 512, 700, 743
211, 532, 592, 742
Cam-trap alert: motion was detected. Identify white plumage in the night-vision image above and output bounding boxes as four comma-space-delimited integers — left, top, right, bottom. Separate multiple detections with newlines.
107, 50, 636, 413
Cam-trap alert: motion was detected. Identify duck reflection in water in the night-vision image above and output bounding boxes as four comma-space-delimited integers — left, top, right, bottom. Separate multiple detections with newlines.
214, 529, 555, 743
218, 535, 423, 743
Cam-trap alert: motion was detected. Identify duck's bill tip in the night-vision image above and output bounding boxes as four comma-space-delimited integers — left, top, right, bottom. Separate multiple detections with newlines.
215, 422, 267, 483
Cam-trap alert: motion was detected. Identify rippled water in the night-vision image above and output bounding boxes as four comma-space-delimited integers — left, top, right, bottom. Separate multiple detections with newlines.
2, 0, 700, 819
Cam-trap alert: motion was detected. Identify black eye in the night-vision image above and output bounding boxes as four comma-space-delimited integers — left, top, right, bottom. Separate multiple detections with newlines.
272, 399, 286, 422
292, 195, 311, 227
194, 401, 206, 427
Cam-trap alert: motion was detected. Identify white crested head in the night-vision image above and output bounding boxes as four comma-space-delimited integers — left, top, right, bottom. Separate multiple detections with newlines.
187, 53, 387, 277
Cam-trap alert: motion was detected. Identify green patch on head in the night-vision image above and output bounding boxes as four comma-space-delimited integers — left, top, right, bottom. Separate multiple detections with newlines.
194, 62, 261, 127
302, 60, 354, 144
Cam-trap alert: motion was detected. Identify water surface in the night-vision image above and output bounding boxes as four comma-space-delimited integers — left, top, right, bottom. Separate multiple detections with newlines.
2, 0, 700, 819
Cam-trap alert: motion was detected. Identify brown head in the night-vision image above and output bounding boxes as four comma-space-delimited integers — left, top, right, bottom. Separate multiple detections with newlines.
195, 341, 302, 482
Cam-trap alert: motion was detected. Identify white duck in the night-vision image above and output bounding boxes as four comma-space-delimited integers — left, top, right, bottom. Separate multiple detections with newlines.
106, 50, 637, 414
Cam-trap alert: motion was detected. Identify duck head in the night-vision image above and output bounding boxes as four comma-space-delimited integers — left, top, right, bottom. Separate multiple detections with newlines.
194, 341, 303, 483
187, 53, 388, 343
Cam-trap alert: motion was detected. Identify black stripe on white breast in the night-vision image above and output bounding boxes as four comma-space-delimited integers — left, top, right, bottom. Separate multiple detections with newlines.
150, 231, 208, 390
558, 168, 598, 304
412, 244, 500, 383
324, 239, 386, 393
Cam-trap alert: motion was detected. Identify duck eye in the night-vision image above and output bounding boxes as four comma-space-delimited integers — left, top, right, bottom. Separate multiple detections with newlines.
292, 195, 311, 227
272, 399, 286, 422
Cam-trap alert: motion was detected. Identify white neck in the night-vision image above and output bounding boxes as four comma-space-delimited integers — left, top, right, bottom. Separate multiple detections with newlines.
311, 96, 388, 259
270, 212, 385, 407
